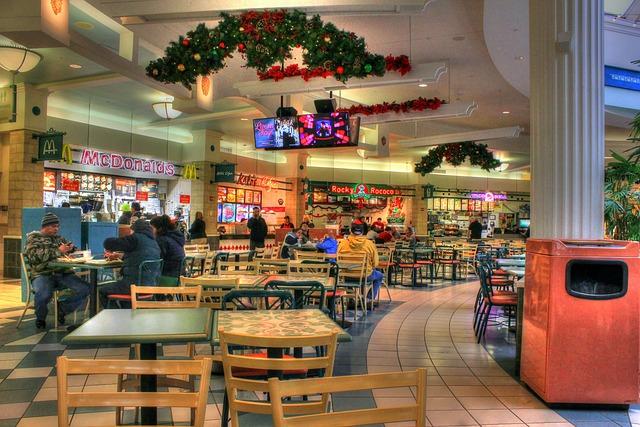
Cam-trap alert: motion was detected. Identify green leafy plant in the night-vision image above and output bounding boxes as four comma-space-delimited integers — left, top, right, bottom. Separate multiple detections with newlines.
604, 112, 640, 240
414, 142, 501, 176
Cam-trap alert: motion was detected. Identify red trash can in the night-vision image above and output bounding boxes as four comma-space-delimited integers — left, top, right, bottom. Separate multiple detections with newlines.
521, 239, 640, 404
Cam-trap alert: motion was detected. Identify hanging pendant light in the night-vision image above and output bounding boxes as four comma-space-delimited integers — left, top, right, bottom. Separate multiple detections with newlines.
152, 97, 182, 120
0, 45, 42, 74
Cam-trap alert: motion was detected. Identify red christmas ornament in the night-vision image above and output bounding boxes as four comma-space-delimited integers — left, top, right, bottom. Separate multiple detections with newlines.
237, 43, 245, 52
182, 38, 190, 47
218, 41, 226, 49
336, 66, 345, 75
295, 44, 301, 48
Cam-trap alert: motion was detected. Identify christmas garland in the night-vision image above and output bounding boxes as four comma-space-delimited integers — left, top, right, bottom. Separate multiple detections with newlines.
414, 142, 501, 175
337, 97, 445, 116
147, 9, 411, 89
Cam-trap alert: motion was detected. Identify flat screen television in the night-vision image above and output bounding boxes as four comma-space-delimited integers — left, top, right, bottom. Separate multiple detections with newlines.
519, 219, 530, 228
253, 112, 359, 150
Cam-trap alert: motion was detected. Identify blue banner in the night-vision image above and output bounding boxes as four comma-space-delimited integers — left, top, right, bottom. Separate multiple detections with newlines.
605, 66, 640, 92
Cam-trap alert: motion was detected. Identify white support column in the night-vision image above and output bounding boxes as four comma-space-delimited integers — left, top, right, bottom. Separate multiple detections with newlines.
530, 0, 604, 239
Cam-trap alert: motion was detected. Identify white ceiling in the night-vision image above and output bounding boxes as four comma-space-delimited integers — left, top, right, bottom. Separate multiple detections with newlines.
4, 0, 639, 177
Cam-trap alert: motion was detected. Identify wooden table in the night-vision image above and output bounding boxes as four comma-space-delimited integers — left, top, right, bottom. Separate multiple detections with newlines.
207, 273, 266, 287
48, 259, 123, 317
63, 308, 213, 425
214, 309, 351, 345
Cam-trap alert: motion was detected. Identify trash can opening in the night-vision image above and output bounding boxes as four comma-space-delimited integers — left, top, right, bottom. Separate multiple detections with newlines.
566, 260, 628, 300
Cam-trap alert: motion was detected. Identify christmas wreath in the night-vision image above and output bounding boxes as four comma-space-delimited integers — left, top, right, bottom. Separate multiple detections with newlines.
147, 9, 411, 89
337, 97, 445, 116
414, 142, 501, 175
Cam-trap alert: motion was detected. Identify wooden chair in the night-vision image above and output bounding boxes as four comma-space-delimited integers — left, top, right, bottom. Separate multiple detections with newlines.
336, 252, 369, 319
56, 356, 212, 427
255, 259, 290, 275
184, 243, 199, 252
220, 329, 339, 427
202, 250, 217, 275
118, 285, 202, 424
375, 247, 393, 302
180, 276, 239, 310
459, 244, 478, 279
130, 284, 202, 309
268, 368, 427, 427
217, 260, 257, 276
295, 252, 334, 262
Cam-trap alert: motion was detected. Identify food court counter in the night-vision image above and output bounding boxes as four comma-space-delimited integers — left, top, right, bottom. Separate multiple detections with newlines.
209, 233, 276, 251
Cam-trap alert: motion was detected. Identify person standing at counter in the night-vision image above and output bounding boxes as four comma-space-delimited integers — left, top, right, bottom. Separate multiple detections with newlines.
301, 215, 315, 228
150, 215, 185, 277
280, 216, 295, 229
24, 213, 90, 329
99, 220, 161, 307
247, 207, 268, 250
189, 211, 207, 244
469, 218, 483, 240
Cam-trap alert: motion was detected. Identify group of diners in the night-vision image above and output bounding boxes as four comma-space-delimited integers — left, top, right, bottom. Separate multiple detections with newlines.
23, 211, 186, 329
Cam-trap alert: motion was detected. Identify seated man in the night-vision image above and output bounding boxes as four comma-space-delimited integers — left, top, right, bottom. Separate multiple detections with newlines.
375, 226, 394, 244
99, 220, 161, 308
337, 222, 384, 301
280, 228, 305, 259
316, 230, 338, 257
24, 213, 90, 329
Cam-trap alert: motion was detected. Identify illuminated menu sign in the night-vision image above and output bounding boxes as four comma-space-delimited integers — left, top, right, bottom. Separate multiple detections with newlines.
469, 192, 507, 202
328, 183, 402, 198
80, 149, 175, 177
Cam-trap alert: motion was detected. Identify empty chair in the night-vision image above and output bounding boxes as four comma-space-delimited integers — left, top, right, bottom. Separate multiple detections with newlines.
221, 289, 294, 311
220, 329, 339, 427
56, 356, 212, 427
268, 368, 427, 427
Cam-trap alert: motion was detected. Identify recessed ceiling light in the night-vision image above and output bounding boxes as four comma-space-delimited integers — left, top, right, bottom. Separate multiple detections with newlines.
69, 64, 83, 69
502, 111, 510, 115
240, 118, 249, 121
74, 21, 95, 31
516, 55, 525, 60
418, 83, 428, 88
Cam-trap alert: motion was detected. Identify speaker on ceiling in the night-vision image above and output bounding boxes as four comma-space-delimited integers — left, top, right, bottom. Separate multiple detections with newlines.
314, 98, 337, 113
276, 106, 298, 117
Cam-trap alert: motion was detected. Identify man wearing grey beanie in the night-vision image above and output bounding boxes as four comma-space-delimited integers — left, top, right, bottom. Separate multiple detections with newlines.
24, 212, 90, 329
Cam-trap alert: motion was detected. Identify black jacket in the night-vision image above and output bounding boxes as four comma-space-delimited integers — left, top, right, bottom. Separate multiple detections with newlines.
156, 229, 186, 277
104, 221, 161, 285
247, 216, 268, 242
189, 218, 207, 239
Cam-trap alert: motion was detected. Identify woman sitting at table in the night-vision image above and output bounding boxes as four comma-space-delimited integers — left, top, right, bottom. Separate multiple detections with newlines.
99, 220, 161, 308
150, 215, 185, 277
316, 230, 338, 256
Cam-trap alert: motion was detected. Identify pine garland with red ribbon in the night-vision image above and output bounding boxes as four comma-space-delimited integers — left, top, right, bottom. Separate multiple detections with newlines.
146, 9, 412, 89
337, 97, 445, 116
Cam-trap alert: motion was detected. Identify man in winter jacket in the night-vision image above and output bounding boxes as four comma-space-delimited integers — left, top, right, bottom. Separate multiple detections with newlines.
24, 213, 90, 329
99, 220, 161, 307
150, 215, 185, 277
337, 222, 383, 300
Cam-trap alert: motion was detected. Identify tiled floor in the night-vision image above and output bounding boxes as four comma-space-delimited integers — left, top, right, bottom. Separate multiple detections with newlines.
0, 277, 636, 426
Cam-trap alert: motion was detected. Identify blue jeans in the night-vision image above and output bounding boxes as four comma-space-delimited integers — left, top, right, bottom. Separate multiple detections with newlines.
31, 273, 90, 322
367, 270, 384, 299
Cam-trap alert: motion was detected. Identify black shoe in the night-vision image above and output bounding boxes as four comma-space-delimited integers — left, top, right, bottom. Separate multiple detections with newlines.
57, 305, 66, 326
35, 320, 46, 329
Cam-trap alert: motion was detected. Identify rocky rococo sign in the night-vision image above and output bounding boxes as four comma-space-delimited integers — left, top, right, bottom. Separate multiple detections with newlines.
328, 183, 402, 198
80, 149, 175, 177
469, 192, 507, 202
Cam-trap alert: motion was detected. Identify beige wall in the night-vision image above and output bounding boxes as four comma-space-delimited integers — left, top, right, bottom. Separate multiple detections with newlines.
47, 117, 184, 163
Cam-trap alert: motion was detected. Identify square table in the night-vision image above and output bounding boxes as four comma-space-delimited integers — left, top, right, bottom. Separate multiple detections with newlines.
214, 309, 351, 345
62, 308, 213, 425
207, 273, 266, 287
48, 259, 123, 317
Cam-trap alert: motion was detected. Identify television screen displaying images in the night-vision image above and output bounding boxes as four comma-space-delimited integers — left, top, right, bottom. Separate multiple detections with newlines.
253, 112, 356, 150
519, 219, 531, 228
220, 203, 236, 223
253, 116, 301, 149
298, 112, 353, 148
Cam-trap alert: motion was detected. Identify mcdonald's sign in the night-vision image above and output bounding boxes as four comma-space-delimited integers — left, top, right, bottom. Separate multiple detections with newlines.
34, 129, 65, 161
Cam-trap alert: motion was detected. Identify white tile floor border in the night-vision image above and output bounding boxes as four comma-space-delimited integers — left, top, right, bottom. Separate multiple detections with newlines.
368, 284, 570, 427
